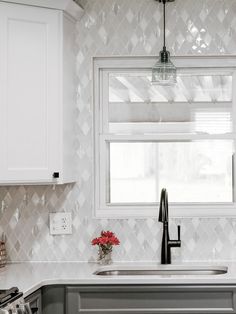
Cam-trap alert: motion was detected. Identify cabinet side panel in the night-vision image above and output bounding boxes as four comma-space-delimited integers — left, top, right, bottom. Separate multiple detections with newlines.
61, 14, 76, 183
0, 5, 6, 178
25, 289, 42, 314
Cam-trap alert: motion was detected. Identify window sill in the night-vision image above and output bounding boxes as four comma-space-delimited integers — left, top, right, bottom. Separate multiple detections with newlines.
94, 203, 236, 219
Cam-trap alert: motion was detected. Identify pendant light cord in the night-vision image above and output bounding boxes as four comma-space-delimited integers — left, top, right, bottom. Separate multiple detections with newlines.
163, 0, 166, 50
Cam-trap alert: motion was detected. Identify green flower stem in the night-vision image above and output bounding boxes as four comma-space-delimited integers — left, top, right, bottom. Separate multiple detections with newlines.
98, 244, 113, 260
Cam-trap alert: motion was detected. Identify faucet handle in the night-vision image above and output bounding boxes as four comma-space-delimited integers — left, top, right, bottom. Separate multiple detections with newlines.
177, 225, 181, 241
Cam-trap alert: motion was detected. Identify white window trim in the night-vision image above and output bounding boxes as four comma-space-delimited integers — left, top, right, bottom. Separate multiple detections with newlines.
93, 55, 236, 218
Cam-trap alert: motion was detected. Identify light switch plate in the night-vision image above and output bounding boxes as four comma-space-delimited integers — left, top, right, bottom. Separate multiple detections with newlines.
49, 212, 72, 235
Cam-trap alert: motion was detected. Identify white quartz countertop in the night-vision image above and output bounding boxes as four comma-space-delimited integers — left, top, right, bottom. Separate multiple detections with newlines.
1, 261, 236, 297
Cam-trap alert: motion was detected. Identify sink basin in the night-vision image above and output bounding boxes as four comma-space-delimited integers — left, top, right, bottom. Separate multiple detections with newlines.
94, 265, 228, 276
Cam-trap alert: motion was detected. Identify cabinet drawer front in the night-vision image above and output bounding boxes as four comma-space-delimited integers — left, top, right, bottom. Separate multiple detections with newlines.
66, 286, 236, 314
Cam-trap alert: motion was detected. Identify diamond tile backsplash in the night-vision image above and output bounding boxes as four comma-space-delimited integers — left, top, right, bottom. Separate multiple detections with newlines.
1, 0, 236, 262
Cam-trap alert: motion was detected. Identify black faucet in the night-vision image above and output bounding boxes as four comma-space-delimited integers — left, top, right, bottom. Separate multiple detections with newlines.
158, 188, 181, 264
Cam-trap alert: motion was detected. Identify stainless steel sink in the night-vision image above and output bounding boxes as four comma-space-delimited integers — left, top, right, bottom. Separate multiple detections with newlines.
94, 265, 228, 276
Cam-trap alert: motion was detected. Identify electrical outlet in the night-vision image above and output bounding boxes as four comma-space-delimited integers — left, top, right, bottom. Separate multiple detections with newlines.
49, 212, 72, 235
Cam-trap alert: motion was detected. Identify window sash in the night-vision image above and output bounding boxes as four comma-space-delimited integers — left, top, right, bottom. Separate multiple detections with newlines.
108, 139, 234, 204
99, 137, 234, 204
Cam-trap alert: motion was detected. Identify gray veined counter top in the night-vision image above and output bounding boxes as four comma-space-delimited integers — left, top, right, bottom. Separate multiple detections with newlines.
0, 261, 236, 297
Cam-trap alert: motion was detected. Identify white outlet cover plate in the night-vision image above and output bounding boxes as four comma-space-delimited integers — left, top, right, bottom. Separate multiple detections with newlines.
49, 212, 72, 235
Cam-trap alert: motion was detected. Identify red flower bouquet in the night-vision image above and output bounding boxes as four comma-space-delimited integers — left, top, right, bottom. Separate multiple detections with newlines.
92, 231, 120, 264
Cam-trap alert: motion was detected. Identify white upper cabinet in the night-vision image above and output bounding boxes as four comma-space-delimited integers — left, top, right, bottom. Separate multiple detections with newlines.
0, 2, 76, 184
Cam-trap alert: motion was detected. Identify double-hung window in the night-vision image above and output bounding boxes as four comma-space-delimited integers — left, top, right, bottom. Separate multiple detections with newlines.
93, 56, 236, 217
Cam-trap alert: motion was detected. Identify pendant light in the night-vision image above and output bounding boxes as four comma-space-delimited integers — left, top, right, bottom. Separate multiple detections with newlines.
152, 0, 177, 86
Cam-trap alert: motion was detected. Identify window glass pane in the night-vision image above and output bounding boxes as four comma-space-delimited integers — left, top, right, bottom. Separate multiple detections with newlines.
109, 141, 233, 204
109, 72, 233, 135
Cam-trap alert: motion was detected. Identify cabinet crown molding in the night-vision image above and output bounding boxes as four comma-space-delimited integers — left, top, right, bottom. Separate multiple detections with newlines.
0, 0, 84, 20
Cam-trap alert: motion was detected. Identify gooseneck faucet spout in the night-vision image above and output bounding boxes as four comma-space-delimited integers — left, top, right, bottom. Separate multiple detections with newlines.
159, 188, 181, 264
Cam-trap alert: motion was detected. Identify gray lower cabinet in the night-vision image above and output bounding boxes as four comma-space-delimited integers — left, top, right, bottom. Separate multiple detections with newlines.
42, 286, 65, 314
66, 285, 236, 314
25, 289, 42, 314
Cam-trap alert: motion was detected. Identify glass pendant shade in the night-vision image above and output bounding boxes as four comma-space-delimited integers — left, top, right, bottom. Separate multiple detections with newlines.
152, 0, 177, 86
152, 49, 177, 85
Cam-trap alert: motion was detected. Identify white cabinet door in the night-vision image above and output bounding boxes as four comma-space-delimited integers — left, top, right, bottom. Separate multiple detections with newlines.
0, 3, 60, 183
